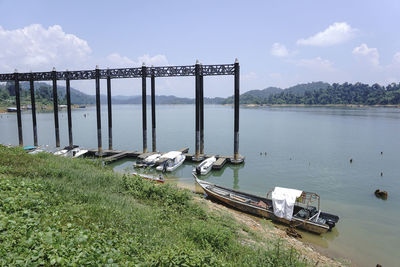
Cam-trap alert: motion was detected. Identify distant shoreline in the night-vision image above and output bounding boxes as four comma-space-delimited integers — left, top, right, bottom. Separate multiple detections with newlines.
240, 103, 400, 108
2, 103, 400, 114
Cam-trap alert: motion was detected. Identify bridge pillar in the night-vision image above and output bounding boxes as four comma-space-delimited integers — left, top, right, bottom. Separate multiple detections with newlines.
200, 67, 204, 155
66, 70, 73, 148
52, 68, 60, 147
107, 69, 113, 150
14, 70, 23, 146
141, 63, 147, 153
232, 59, 243, 163
151, 66, 156, 152
29, 74, 38, 147
193, 60, 203, 161
95, 66, 102, 155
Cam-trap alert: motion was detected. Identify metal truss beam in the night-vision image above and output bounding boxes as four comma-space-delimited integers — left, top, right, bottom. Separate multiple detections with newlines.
0, 64, 235, 81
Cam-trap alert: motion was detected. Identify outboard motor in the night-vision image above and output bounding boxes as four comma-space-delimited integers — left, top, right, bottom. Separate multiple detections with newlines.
196, 166, 201, 175
326, 219, 336, 230
162, 161, 168, 173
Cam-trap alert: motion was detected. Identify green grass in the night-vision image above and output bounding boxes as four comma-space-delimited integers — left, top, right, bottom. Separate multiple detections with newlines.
0, 145, 312, 266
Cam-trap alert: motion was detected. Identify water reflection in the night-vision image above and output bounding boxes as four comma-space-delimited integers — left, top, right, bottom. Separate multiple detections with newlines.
228, 162, 245, 189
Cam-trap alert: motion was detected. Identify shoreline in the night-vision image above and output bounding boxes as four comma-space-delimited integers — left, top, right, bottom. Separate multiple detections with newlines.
1, 103, 400, 114
176, 181, 348, 266
241, 103, 400, 108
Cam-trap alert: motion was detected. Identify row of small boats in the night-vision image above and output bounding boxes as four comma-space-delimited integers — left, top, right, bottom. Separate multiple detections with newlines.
25, 145, 88, 158
133, 151, 217, 175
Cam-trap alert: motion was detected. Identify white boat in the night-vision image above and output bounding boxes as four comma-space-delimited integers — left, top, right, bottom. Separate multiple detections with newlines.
54, 148, 69, 156
156, 151, 186, 172
68, 147, 88, 158
28, 145, 58, 154
53, 146, 87, 158
134, 153, 162, 168
193, 156, 217, 175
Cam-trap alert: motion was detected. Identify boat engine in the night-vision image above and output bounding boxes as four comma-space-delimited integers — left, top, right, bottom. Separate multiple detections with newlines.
326, 219, 336, 230
196, 166, 201, 175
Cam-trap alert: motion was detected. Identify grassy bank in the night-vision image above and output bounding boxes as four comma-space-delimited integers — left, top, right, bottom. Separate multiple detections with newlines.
0, 146, 313, 266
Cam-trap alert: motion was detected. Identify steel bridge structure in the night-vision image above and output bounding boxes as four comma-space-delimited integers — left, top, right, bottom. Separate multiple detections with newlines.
0, 60, 242, 162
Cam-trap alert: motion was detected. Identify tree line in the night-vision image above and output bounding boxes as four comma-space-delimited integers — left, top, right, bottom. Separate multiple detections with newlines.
222, 82, 400, 105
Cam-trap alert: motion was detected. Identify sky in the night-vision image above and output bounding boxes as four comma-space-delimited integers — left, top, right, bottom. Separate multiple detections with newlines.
0, 0, 399, 97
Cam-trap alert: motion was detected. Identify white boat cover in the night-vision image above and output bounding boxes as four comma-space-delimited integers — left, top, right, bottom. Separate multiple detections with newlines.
160, 151, 182, 159
271, 187, 303, 221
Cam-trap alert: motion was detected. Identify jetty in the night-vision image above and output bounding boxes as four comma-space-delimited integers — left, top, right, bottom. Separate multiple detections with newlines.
86, 146, 243, 169
0, 60, 245, 165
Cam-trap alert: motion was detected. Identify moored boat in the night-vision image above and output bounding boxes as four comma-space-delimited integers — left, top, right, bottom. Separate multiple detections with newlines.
54, 145, 78, 156
193, 156, 217, 175
134, 153, 162, 168
53, 145, 87, 158
194, 174, 339, 234
156, 151, 186, 172
67, 147, 88, 158
132, 172, 165, 183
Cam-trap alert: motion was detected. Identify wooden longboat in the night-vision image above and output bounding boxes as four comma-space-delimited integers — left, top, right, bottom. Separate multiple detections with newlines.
194, 175, 339, 234
132, 172, 165, 183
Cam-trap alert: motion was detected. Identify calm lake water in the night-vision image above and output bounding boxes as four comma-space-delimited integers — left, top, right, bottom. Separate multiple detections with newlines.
1, 105, 400, 266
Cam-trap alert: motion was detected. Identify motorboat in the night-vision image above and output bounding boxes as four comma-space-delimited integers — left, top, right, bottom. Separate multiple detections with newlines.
132, 172, 165, 183
194, 174, 339, 234
27, 145, 59, 154
156, 151, 186, 172
54, 145, 77, 156
134, 153, 162, 168
193, 156, 217, 175
66, 147, 88, 158
53, 145, 87, 158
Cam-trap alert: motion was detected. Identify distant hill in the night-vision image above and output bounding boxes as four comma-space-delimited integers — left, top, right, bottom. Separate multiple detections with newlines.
222, 82, 330, 104
3, 80, 400, 106
285, 82, 330, 95
242, 87, 282, 98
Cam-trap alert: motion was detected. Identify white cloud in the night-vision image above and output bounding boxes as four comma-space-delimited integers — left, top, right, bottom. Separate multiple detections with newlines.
105, 53, 168, 68
138, 54, 168, 66
352, 43, 380, 67
270, 42, 289, 57
296, 57, 335, 71
297, 22, 357, 46
0, 24, 92, 72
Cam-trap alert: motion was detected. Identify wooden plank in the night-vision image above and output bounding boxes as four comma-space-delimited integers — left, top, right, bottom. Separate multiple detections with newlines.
138, 152, 156, 160
179, 147, 189, 153
213, 157, 227, 170
103, 152, 129, 163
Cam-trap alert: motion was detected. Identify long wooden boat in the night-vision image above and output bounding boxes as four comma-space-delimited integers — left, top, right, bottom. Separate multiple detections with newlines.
194, 174, 339, 234
132, 172, 165, 183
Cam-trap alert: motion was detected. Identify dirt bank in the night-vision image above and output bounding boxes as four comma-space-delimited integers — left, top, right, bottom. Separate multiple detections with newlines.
176, 181, 348, 266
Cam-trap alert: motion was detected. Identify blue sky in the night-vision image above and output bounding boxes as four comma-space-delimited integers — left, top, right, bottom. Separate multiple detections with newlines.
0, 0, 399, 97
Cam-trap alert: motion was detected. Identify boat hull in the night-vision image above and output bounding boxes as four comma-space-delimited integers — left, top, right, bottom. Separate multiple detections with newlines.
156, 155, 186, 172
132, 172, 165, 183
195, 177, 331, 234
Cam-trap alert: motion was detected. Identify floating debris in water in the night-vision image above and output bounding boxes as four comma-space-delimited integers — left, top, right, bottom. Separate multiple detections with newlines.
374, 189, 388, 200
